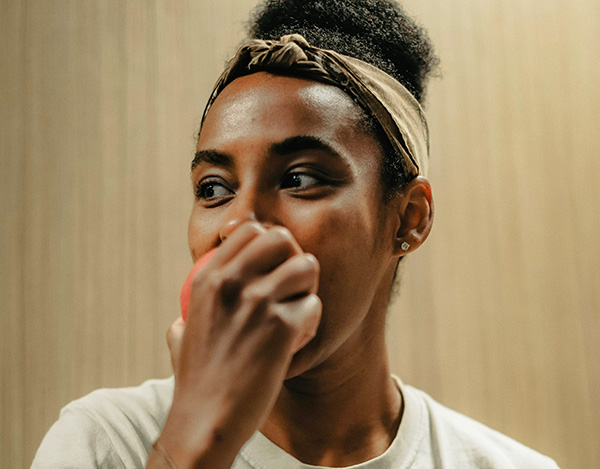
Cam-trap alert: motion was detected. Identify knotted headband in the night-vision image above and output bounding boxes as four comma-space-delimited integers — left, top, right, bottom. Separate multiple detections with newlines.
201, 34, 429, 178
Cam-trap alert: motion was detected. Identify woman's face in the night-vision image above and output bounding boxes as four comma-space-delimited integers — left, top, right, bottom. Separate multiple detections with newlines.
189, 72, 400, 378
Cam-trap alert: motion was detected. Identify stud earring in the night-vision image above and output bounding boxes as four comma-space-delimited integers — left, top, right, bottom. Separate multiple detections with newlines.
401, 241, 410, 252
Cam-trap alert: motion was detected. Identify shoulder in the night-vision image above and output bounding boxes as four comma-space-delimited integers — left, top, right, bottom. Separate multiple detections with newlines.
64, 375, 175, 430
32, 376, 174, 468
402, 383, 560, 468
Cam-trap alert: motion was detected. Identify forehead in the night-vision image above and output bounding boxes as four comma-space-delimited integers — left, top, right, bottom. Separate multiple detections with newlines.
197, 72, 375, 153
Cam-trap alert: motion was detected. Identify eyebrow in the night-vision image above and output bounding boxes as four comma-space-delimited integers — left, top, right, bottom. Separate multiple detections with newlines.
191, 135, 347, 172
272, 136, 351, 175
191, 150, 233, 172
271, 135, 342, 159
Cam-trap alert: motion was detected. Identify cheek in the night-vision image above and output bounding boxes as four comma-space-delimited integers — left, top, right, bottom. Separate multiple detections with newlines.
188, 205, 221, 262
287, 197, 384, 317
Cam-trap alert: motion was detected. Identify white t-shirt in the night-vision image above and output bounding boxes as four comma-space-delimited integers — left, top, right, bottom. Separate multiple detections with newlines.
32, 376, 559, 468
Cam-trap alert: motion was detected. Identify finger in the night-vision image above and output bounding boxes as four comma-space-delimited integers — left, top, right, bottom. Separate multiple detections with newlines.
166, 317, 186, 373
187, 222, 271, 314
250, 253, 320, 303
223, 226, 304, 281
276, 293, 322, 353
209, 221, 268, 267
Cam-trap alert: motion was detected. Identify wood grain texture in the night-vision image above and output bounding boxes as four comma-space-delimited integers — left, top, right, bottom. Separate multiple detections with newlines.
1, 1, 597, 467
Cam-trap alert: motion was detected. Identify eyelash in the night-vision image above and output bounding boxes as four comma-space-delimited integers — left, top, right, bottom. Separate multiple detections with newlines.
280, 170, 324, 189
194, 178, 232, 201
194, 168, 329, 203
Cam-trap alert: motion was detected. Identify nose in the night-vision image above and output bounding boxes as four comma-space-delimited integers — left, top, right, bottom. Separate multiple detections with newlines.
218, 192, 274, 242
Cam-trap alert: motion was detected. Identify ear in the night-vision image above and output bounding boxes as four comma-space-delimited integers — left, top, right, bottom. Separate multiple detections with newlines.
392, 176, 434, 256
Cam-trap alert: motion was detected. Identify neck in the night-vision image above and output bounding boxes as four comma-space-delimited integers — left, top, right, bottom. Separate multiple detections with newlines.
261, 328, 402, 466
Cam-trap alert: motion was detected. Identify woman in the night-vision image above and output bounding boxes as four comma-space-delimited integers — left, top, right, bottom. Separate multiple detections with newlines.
34, 1, 559, 467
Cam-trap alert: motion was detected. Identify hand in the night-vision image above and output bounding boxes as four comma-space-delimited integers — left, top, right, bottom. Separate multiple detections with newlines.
150, 222, 322, 469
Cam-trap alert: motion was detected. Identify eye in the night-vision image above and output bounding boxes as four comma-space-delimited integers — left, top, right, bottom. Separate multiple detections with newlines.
195, 179, 233, 201
280, 171, 323, 190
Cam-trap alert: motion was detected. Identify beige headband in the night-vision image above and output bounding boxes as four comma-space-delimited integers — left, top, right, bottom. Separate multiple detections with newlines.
201, 34, 429, 178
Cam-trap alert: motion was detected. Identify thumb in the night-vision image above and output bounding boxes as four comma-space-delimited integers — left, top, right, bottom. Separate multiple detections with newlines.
166, 317, 186, 375
285, 293, 322, 354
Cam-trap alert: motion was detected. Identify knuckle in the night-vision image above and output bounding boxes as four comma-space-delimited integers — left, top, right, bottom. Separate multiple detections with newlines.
241, 285, 270, 308
221, 273, 242, 293
299, 253, 319, 274
300, 295, 322, 339
265, 308, 293, 334
307, 294, 323, 317
205, 270, 240, 295
269, 226, 295, 246
200, 270, 245, 310
241, 221, 267, 236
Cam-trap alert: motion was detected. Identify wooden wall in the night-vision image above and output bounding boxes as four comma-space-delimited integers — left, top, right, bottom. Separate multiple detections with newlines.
1, 1, 598, 467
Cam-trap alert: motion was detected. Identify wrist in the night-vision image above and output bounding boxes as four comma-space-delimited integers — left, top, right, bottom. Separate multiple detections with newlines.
154, 405, 239, 469
147, 439, 178, 468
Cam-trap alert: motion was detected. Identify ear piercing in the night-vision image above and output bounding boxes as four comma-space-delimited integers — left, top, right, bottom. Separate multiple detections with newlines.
401, 241, 410, 252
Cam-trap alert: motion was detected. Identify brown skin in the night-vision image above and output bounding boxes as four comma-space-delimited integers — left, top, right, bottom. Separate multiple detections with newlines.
148, 72, 433, 468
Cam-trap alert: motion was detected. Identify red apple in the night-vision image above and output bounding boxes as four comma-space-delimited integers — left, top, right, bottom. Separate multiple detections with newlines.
180, 248, 218, 321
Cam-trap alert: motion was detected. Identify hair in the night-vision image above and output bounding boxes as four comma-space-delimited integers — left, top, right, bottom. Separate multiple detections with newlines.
248, 0, 439, 197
